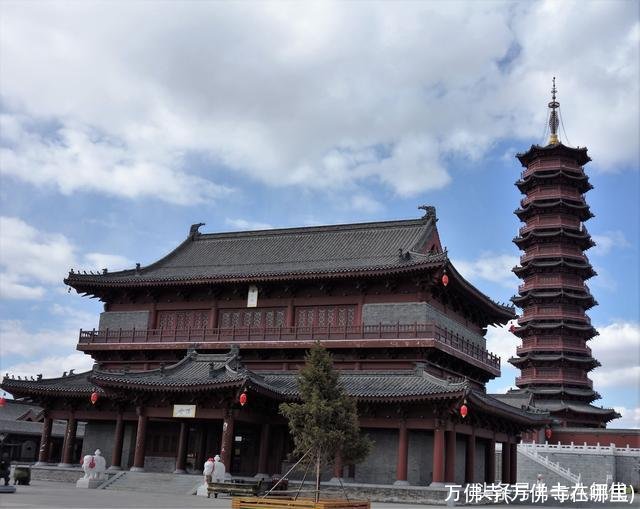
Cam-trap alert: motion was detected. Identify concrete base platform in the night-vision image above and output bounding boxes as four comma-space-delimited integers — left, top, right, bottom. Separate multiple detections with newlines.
0, 485, 17, 493
196, 483, 208, 497
76, 478, 102, 489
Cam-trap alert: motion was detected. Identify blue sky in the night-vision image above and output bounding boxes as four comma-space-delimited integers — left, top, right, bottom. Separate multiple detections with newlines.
1, 1, 638, 428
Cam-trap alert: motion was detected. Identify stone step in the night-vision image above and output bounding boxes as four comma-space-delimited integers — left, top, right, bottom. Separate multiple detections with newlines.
104, 471, 203, 495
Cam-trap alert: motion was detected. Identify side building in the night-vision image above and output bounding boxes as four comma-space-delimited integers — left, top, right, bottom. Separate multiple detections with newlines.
2, 207, 548, 485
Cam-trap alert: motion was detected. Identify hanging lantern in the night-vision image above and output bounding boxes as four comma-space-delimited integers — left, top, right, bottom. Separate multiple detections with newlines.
509, 324, 517, 333
460, 402, 468, 418
0, 397, 6, 408
545, 427, 552, 440
239, 390, 247, 407
90, 391, 99, 405
441, 273, 449, 287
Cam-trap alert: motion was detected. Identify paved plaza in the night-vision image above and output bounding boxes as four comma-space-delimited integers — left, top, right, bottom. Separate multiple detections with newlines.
0, 481, 637, 509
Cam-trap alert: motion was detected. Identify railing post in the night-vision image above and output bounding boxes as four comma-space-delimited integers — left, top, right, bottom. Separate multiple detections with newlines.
132, 327, 136, 343
118, 328, 122, 343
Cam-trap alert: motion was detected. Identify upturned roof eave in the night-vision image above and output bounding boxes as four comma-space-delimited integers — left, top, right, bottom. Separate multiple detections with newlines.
64, 257, 448, 290
516, 143, 591, 167
444, 262, 515, 323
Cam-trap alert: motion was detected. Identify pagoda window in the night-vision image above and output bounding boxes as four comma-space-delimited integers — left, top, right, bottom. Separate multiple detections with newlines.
218, 308, 286, 329
295, 305, 356, 327
157, 310, 209, 330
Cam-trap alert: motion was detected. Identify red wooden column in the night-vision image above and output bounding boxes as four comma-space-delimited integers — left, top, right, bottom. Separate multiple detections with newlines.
431, 427, 445, 485
255, 423, 271, 478
501, 440, 511, 484
445, 429, 456, 482
174, 422, 189, 474
331, 450, 344, 481
109, 412, 125, 470
36, 414, 52, 465
484, 438, 496, 483
131, 408, 148, 471
509, 441, 518, 484
394, 421, 409, 485
465, 432, 476, 483
220, 411, 234, 475
59, 413, 77, 467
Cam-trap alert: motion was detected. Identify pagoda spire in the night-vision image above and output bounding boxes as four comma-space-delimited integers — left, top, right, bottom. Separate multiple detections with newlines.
548, 77, 560, 145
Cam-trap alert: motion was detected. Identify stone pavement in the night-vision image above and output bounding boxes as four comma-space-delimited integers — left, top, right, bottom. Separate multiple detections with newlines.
0, 480, 638, 509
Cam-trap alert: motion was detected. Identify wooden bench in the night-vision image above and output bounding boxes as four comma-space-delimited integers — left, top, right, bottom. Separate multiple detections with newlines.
207, 480, 263, 498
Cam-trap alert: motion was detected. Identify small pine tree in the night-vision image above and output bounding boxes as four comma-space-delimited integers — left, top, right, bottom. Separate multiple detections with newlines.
280, 342, 371, 497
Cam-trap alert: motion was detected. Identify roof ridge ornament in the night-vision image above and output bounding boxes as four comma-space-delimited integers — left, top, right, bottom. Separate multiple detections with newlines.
189, 222, 205, 239
548, 77, 560, 146
418, 205, 436, 220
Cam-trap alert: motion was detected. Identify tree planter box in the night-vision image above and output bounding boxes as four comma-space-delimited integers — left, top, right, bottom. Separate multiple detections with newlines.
232, 497, 370, 509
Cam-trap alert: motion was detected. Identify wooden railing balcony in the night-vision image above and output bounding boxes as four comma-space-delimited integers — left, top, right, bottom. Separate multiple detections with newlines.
517, 338, 592, 356
521, 307, 591, 323
521, 188, 582, 206
518, 277, 589, 293
519, 216, 581, 235
521, 160, 583, 179
516, 374, 593, 388
521, 247, 586, 264
77, 322, 501, 372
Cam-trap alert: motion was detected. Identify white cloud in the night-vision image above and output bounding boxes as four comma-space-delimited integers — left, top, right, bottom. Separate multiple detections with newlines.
0, 320, 78, 358
2, 352, 94, 380
0, 1, 636, 204
453, 252, 520, 288
612, 406, 640, 430
486, 321, 520, 364
0, 216, 131, 299
224, 218, 274, 231
591, 230, 631, 256
590, 321, 640, 390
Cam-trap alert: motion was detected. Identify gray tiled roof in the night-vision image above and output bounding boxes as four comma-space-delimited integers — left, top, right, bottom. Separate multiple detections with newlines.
1, 371, 99, 397
516, 143, 590, 167
260, 369, 468, 401
90, 351, 469, 401
534, 400, 620, 418
65, 217, 442, 285
0, 400, 42, 421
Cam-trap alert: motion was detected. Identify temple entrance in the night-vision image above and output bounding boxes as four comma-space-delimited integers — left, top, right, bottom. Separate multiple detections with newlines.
231, 422, 260, 476
186, 421, 222, 473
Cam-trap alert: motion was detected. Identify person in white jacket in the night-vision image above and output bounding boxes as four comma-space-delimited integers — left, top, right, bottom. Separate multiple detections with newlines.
213, 454, 226, 482
203, 457, 214, 485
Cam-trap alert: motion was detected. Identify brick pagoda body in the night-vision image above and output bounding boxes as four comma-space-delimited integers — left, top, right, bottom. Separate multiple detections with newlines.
507, 83, 618, 428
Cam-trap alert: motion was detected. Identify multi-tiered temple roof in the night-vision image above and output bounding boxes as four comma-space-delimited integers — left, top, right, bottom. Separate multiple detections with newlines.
507, 80, 619, 427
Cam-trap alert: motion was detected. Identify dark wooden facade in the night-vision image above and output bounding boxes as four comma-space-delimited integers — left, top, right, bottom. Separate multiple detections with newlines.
2, 208, 548, 485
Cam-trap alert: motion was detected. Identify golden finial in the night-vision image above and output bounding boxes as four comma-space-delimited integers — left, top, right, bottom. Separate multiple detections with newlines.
548, 77, 560, 145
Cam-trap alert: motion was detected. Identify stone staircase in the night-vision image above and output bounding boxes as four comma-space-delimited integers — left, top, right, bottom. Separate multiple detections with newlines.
101, 471, 203, 495
518, 444, 581, 485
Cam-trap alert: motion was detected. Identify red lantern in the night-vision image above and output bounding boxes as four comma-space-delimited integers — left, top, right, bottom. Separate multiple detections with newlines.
545, 427, 552, 440
509, 324, 516, 333
239, 391, 247, 407
90, 391, 99, 405
442, 273, 449, 287
460, 404, 468, 418
0, 397, 6, 408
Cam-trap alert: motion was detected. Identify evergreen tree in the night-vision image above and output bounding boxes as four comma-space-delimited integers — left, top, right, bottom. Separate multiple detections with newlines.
280, 342, 371, 488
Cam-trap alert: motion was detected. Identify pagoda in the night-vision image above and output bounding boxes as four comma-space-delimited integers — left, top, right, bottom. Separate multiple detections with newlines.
508, 79, 619, 428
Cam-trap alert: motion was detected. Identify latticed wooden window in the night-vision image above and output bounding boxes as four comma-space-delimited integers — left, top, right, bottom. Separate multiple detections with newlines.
218, 308, 286, 329
295, 305, 356, 327
157, 310, 209, 329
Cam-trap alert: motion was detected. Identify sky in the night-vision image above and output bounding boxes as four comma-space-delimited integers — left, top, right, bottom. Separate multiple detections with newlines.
0, 0, 638, 428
